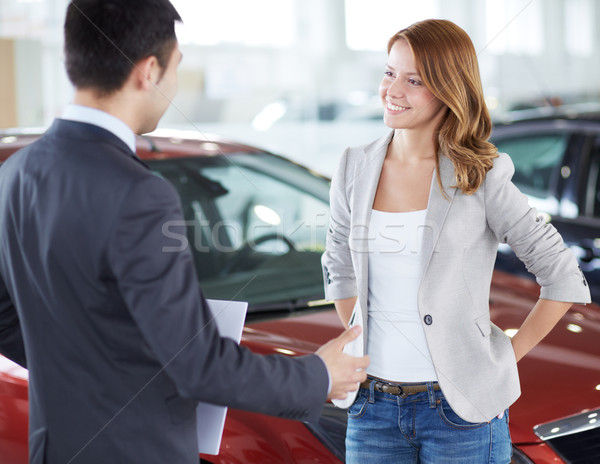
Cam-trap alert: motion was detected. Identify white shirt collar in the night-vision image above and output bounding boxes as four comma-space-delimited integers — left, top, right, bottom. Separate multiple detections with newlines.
61, 104, 137, 154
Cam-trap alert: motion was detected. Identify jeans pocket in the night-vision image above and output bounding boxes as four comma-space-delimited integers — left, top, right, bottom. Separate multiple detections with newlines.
437, 398, 487, 430
348, 393, 369, 419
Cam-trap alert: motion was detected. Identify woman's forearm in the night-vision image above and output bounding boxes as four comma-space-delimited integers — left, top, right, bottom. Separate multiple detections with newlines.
510, 298, 572, 362
334, 296, 357, 329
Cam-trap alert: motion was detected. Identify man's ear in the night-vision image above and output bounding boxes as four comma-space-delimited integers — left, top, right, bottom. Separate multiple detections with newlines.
133, 55, 161, 91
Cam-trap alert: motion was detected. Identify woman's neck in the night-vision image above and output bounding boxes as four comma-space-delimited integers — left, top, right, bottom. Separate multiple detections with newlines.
389, 129, 437, 164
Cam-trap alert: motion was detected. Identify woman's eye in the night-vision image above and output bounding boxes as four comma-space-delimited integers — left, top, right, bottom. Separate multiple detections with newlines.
384, 70, 394, 78
408, 78, 422, 86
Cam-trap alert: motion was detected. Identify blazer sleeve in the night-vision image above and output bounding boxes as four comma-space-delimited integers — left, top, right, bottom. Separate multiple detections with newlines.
322, 148, 358, 301
107, 174, 329, 423
485, 153, 591, 304
0, 274, 26, 367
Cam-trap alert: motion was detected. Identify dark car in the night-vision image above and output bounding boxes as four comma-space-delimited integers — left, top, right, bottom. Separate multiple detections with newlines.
491, 104, 600, 303
0, 128, 599, 464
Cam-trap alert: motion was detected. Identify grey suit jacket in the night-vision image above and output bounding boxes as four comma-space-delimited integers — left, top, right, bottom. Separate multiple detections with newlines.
0, 119, 329, 464
322, 130, 591, 422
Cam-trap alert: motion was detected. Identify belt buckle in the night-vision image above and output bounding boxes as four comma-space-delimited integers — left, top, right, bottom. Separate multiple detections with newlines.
379, 382, 405, 397
397, 385, 408, 399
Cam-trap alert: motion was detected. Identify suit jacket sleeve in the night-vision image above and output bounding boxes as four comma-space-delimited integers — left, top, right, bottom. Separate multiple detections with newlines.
107, 174, 329, 422
322, 148, 358, 301
485, 153, 591, 304
0, 273, 26, 367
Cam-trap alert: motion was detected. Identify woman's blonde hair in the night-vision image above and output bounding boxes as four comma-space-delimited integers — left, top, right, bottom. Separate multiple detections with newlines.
388, 19, 497, 195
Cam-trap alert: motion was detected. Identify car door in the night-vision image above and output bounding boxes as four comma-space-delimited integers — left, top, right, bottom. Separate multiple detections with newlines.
558, 132, 600, 303
491, 122, 570, 271
492, 120, 600, 303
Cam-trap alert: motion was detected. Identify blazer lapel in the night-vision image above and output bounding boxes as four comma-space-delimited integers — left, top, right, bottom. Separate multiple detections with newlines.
419, 154, 457, 280
348, 132, 456, 352
350, 131, 392, 351
352, 131, 393, 234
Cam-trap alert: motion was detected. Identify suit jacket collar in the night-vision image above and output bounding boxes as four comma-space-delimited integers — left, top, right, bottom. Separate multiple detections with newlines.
46, 119, 149, 169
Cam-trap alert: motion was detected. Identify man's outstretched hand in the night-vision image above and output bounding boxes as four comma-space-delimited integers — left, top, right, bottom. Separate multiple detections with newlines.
316, 326, 369, 400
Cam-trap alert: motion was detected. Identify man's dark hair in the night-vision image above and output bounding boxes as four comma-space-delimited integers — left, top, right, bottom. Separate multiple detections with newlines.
64, 0, 182, 95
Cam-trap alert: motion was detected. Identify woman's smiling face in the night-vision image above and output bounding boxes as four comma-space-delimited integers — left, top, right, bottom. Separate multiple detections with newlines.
379, 39, 447, 133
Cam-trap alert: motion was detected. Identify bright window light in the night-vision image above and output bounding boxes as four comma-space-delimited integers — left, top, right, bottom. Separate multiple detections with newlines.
0, 0, 52, 39
485, 0, 543, 55
252, 101, 287, 131
565, 0, 594, 56
345, 0, 439, 51
172, 0, 295, 47
253, 205, 282, 226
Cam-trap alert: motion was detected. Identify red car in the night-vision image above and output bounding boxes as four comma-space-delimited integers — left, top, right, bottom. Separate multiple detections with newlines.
0, 129, 599, 463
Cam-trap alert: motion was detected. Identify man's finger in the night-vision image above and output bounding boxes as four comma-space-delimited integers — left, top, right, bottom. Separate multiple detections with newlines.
335, 325, 362, 345
353, 369, 367, 383
349, 354, 369, 369
342, 354, 369, 371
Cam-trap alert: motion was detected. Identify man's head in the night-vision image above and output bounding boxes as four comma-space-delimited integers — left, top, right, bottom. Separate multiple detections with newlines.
64, 0, 181, 96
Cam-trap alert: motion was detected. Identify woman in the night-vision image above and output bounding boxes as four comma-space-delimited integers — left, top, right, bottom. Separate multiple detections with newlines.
322, 19, 590, 463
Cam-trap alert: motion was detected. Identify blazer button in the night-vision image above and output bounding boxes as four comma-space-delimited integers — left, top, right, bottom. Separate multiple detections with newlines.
424, 314, 433, 325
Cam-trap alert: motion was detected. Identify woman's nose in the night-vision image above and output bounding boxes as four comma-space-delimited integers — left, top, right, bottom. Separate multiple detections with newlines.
386, 78, 404, 99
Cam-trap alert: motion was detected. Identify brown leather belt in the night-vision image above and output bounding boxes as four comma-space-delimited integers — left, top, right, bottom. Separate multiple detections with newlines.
360, 378, 441, 397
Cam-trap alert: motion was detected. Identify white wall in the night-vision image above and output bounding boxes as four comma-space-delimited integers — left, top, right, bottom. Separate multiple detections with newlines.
0, 0, 598, 175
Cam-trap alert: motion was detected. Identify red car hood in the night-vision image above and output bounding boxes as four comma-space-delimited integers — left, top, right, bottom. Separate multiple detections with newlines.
488, 271, 600, 444
244, 270, 600, 445
1, 271, 599, 449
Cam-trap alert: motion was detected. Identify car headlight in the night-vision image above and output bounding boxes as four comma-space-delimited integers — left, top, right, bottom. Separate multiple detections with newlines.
532, 407, 600, 463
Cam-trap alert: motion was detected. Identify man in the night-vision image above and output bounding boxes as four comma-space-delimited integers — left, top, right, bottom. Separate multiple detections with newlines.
0, 1, 368, 462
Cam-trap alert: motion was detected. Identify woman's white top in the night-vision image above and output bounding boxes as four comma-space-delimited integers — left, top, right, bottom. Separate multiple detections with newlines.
366, 208, 438, 382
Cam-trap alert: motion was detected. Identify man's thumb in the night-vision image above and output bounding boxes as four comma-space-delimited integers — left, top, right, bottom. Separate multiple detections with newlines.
337, 325, 362, 346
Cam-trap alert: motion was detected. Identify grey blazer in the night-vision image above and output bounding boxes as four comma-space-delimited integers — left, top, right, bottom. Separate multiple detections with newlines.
322, 130, 591, 422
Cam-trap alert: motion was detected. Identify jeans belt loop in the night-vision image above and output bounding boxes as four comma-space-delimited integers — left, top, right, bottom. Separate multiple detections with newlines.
427, 381, 436, 408
368, 379, 376, 403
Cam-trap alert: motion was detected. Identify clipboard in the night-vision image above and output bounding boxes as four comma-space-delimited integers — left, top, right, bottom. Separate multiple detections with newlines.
197, 299, 248, 455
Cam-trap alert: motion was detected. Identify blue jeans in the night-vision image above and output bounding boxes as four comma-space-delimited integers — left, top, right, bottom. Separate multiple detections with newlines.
346, 381, 512, 463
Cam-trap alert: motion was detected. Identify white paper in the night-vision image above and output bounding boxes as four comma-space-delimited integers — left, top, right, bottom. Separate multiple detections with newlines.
197, 299, 248, 455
